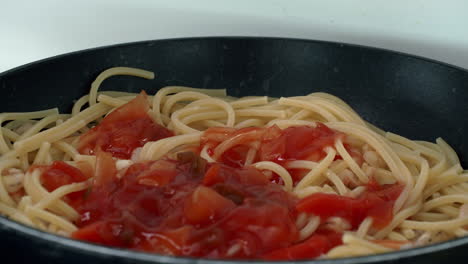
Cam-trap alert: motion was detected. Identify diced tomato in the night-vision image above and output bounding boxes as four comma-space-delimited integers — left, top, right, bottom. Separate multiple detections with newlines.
184, 186, 235, 225
40, 161, 88, 200
78, 92, 174, 159
363, 179, 404, 229
71, 221, 109, 245
136, 160, 178, 187
281, 123, 341, 161
67, 113, 401, 261
71, 151, 300, 259
220, 201, 299, 253
72, 216, 144, 248
296, 182, 404, 229
263, 231, 342, 260
203, 163, 222, 186
94, 151, 117, 187
220, 145, 251, 168
41, 161, 88, 191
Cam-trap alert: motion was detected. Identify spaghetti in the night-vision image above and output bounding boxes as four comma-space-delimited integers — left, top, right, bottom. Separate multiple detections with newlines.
0, 67, 467, 260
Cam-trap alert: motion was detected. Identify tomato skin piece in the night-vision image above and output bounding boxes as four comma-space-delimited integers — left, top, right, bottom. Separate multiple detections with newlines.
94, 150, 117, 187
78, 92, 173, 159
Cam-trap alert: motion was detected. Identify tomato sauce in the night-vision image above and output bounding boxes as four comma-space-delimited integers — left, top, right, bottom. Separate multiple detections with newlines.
296, 179, 404, 229
40, 161, 89, 201
78, 92, 173, 159
70, 154, 299, 258
202, 123, 341, 167
202, 123, 345, 185
55, 151, 401, 260
38, 96, 404, 260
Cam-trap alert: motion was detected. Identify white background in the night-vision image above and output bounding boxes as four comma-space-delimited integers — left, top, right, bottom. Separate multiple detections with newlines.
1, 0, 468, 73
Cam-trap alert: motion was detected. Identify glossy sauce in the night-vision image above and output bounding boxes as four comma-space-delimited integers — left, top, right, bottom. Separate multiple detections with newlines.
78, 92, 173, 159
38, 96, 404, 260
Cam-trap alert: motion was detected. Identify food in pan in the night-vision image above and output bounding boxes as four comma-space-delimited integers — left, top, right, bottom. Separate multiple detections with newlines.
1, 67, 467, 260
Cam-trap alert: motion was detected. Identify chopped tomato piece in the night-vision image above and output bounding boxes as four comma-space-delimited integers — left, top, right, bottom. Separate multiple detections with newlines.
94, 151, 117, 187
78, 92, 173, 159
278, 123, 341, 161
72, 216, 144, 247
220, 145, 251, 168
40, 161, 88, 200
220, 201, 299, 253
296, 182, 404, 229
184, 186, 235, 225
137, 160, 178, 187
71, 221, 109, 245
71, 152, 299, 259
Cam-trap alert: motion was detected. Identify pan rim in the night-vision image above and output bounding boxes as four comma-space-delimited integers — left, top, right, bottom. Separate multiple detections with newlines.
1, 36, 467, 77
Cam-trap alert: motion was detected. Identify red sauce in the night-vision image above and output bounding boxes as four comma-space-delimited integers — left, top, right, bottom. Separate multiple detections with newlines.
78, 92, 173, 159
296, 179, 404, 229
71, 154, 299, 259
62, 153, 401, 260
202, 123, 343, 185
263, 229, 343, 260
38, 96, 404, 260
40, 161, 89, 200
202, 123, 341, 166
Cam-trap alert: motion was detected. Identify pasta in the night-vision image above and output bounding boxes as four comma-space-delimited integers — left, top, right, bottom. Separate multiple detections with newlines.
1, 67, 467, 260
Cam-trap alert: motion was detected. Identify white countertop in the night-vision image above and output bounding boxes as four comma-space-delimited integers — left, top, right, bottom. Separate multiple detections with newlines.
1, 0, 468, 72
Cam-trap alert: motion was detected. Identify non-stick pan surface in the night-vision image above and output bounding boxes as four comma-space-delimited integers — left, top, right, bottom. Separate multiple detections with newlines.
1, 37, 468, 264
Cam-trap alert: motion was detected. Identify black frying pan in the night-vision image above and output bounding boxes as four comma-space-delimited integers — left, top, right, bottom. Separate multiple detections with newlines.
1, 37, 468, 264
